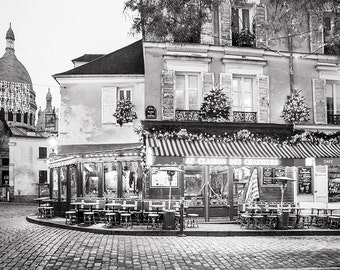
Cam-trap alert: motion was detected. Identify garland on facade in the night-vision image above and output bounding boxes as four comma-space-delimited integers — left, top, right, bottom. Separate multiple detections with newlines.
137, 128, 340, 146
113, 99, 137, 126
281, 87, 311, 124
199, 87, 231, 122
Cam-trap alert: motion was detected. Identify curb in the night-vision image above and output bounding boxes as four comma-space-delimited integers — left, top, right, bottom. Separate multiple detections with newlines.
26, 216, 340, 237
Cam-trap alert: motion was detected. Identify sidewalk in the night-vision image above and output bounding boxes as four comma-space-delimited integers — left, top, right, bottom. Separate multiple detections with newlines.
26, 215, 340, 237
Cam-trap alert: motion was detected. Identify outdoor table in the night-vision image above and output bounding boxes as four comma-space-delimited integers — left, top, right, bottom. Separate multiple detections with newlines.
33, 197, 50, 207
105, 203, 121, 212
151, 205, 164, 214
122, 204, 136, 213
327, 207, 340, 216
83, 202, 99, 212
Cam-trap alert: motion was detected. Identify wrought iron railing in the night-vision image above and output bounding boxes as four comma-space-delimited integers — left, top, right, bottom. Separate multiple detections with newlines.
233, 111, 257, 123
327, 114, 340, 125
175, 110, 201, 121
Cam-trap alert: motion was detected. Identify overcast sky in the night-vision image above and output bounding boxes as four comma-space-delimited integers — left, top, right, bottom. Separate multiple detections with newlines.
0, 0, 140, 110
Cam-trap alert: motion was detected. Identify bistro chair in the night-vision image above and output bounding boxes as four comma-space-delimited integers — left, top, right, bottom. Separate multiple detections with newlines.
147, 212, 161, 229
83, 211, 95, 226
65, 211, 77, 225
120, 212, 132, 227
104, 212, 118, 227
186, 213, 199, 228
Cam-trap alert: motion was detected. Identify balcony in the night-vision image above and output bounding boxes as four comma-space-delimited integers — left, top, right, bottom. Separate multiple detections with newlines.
175, 110, 257, 123
233, 111, 257, 123
327, 114, 340, 125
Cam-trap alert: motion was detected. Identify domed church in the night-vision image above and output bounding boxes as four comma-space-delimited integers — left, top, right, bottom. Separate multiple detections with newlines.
0, 24, 56, 202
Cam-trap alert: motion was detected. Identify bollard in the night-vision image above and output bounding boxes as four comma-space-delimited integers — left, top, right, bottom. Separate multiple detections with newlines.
178, 197, 186, 237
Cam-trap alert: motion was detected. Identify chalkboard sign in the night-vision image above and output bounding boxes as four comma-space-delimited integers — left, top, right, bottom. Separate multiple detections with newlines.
262, 167, 284, 185
145, 105, 157, 119
298, 167, 312, 194
328, 165, 340, 202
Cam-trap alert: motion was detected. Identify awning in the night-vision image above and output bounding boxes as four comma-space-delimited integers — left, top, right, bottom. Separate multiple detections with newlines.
146, 137, 340, 159
48, 156, 78, 168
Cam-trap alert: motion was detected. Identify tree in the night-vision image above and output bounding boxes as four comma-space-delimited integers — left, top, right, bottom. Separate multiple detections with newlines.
113, 99, 137, 126
123, 0, 221, 43
199, 87, 230, 122
281, 87, 311, 124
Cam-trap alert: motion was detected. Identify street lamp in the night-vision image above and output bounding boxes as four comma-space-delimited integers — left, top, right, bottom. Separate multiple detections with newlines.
158, 167, 184, 209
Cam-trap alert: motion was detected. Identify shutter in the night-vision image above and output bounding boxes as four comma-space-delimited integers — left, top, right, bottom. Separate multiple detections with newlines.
312, 79, 327, 124
255, 4, 267, 48
161, 70, 175, 120
220, 73, 233, 121
201, 9, 214, 45
102, 87, 117, 123
220, 2, 232, 46
309, 13, 324, 53
202, 73, 214, 96
257, 75, 270, 123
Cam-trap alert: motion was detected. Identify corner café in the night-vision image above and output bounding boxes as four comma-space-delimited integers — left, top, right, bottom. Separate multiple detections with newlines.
142, 121, 340, 221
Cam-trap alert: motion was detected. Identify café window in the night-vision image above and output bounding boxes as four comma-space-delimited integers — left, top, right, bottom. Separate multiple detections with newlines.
184, 166, 203, 206
2, 171, 9, 185
232, 76, 256, 112
328, 165, 340, 203
39, 147, 47, 159
70, 165, 77, 199
39, 170, 48, 184
60, 167, 67, 201
2, 158, 9, 166
83, 163, 99, 197
104, 163, 118, 197
175, 73, 200, 110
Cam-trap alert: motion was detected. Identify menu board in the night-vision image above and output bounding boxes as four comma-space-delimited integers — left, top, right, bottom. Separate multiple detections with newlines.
328, 165, 340, 202
262, 167, 284, 185
298, 167, 312, 194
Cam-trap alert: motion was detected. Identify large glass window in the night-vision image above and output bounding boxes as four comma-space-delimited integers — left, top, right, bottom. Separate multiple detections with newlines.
60, 167, 67, 201
175, 73, 200, 110
83, 163, 99, 197
104, 163, 118, 197
70, 165, 77, 199
232, 76, 255, 112
184, 165, 203, 206
52, 169, 58, 199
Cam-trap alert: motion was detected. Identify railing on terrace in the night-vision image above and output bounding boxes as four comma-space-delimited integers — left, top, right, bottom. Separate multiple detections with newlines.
175, 110, 257, 123
233, 111, 257, 123
327, 114, 340, 125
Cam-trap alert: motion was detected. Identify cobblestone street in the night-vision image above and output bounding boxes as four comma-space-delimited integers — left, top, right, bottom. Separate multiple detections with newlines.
1, 203, 340, 270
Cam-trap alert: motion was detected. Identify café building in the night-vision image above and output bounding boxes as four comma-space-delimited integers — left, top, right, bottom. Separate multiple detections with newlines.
142, 121, 340, 221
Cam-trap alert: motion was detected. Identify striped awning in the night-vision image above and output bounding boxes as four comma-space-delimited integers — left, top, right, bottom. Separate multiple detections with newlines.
146, 137, 340, 159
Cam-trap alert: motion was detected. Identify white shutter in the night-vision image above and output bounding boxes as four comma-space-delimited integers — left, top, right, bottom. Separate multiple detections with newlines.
102, 87, 117, 123
312, 79, 327, 124
220, 73, 233, 121
257, 75, 270, 123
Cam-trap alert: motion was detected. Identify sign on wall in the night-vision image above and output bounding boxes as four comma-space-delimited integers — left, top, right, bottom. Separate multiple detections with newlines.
262, 167, 285, 186
145, 106, 157, 119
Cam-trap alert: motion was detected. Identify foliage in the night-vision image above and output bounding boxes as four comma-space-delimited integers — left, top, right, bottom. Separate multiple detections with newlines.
199, 87, 230, 122
232, 29, 256, 47
281, 87, 311, 124
113, 99, 137, 126
123, 0, 220, 43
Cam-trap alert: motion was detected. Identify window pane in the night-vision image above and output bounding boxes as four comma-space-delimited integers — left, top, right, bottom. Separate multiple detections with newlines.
244, 92, 253, 108
104, 163, 118, 198
242, 9, 250, 30
176, 89, 185, 110
126, 90, 131, 100
188, 90, 198, 110
119, 90, 125, 100
176, 75, 185, 90
188, 75, 198, 89
83, 163, 99, 197
243, 78, 253, 92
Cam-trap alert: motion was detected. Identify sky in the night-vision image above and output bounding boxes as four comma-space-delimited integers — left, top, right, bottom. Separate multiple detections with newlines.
0, 0, 140, 110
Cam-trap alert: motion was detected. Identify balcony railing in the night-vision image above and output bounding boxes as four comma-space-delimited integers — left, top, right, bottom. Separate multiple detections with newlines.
327, 114, 340, 125
233, 111, 257, 123
175, 110, 201, 121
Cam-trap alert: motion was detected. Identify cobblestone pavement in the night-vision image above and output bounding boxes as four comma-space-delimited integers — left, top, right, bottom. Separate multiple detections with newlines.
1, 203, 340, 270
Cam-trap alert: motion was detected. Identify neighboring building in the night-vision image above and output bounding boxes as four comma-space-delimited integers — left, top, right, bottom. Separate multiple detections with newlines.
36, 88, 59, 134
51, 40, 145, 215
140, 0, 340, 220
0, 24, 56, 201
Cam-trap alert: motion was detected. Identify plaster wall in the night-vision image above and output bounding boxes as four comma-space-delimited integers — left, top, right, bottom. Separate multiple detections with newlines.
9, 136, 50, 197
58, 78, 144, 146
